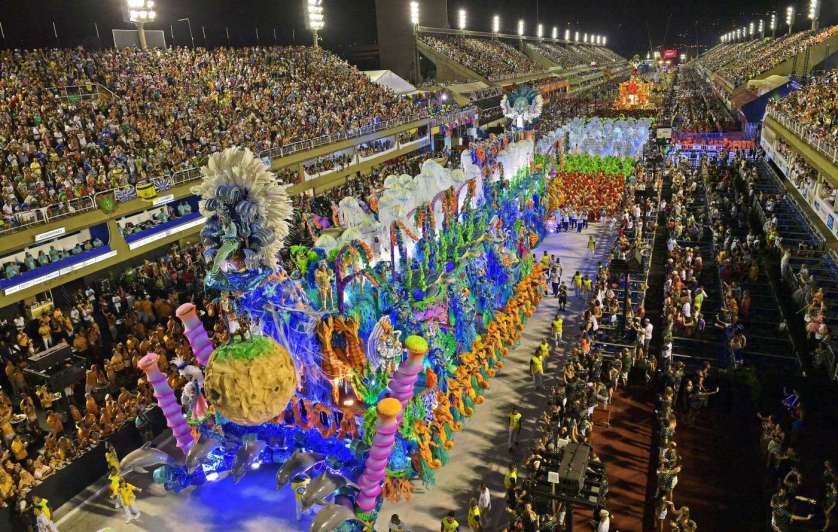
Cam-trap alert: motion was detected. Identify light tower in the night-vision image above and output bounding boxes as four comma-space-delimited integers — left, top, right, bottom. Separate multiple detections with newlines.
306, 0, 324, 48
410, 2, 420, 82
565, 28, 570, 42
458, 9, 466, 31
492, 15, 500, 36
786, 5, 795, 35
758, 19, 764, 37
518, 19, 525, 37
552, 26, 558, 40
809, 0, 820, 31
770, 12, 777, 37
537, 23, 543, 39
127, 0, 156, 50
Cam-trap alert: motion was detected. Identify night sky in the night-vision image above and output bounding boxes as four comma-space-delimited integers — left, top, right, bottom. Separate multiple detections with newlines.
0, 0, 835, 60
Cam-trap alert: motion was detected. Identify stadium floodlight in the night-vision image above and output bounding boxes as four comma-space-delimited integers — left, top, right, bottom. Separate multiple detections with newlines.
492, 15, 500, 34
306, 0, 324, 47
552, 26, 557, 40
809, 0, 820, 29
680, 53, 686, 61
603, 36, 607, 46
565, 28, 570, 41
748, 21, 754, 37
409, 1, 419, 26
786, 6, 794, 34
758, 19, 764, 36
770, 12, 776, 35
653, 50, 660, 58
537, 23, 543, 38
574, 31, 579, 42
458, 9, 466, 30
127, 0, 156, 50
518, 19, 524, 37
646, 51, 650, 59
583, 32, 588, 43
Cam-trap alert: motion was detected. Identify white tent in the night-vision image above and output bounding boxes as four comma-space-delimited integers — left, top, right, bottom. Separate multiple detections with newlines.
363, 70, 417, 95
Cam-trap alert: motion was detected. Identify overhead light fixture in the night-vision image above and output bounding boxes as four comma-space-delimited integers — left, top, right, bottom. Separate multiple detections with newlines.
409, 1, 419, 26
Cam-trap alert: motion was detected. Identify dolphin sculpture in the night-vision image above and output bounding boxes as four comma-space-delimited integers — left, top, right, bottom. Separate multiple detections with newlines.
309, 503, 361, 532
301, 470, 359, 510
119, 442, 176, 475
275, 450, 326, 489
231, 439, 267, 483
185, 432, 223, 474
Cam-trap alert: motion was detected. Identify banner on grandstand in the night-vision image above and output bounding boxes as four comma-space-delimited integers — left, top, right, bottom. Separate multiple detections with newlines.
656, 128, 672, 140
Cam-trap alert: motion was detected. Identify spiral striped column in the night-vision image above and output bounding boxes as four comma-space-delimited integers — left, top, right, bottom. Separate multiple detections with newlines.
355, 398, 402, 512
138, 353, 193, 456
176, 303, 214, 366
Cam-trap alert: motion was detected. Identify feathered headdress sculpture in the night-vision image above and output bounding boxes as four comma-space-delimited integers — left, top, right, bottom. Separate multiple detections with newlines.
500, 85, 544, 128
194, 147, 293, 274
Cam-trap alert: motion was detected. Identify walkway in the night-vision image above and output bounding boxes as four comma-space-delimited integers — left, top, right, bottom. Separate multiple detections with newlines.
53, 222, 633, 532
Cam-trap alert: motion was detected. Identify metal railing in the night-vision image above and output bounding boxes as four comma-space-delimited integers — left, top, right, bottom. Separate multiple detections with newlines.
766, 106, 838, 165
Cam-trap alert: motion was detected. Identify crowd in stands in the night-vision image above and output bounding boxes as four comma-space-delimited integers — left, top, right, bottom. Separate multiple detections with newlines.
693, 37, 772, 75
0, 242, 218, 508
768, 69, 838, 147
528, 43, 586, 69
303, 152, 354, 177
0, 46, 421, 232
672, 68, 737, 132
119, 201, 194, 238
417, 34, 543, 80
1, 236, 106, 281
704, 26, 838, 87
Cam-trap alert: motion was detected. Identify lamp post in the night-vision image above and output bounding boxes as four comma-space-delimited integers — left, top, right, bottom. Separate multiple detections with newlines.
808, 0, 820, 31
127, 0, 156, 50
786, 6, 795, 35
306, 0, 324, 48
410, 2, 420, 82
177, 17, 194, 48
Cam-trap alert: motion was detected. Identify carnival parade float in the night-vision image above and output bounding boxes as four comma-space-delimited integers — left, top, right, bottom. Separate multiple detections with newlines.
129, 134, 549, 530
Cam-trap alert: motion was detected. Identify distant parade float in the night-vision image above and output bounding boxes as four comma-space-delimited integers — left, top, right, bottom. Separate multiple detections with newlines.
129, 135, 548, 530
614, 74, 655, 111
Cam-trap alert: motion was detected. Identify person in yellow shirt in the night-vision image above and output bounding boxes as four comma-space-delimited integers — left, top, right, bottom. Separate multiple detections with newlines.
530, 351, 544, 390
507, 408, 522, 450
467, 498, 482, 531
440, 510, 459, 532
552, 315, 564, 345
503, 464, 519, 489
572, 271, 583, 298
118, 478, 142, 523
105, 442, 120, 471
32, 496, 58, 532
538, 338, 550, 372
108, 471, 122, 509
582, 275, 593, 295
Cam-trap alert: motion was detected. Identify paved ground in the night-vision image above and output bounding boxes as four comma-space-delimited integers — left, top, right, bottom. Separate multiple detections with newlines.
53, 222, 617, 532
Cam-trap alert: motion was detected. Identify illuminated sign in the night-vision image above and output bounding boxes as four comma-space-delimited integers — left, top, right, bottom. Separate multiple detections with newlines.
127, 216, 207, 250
4, 250, 117, 296
34, 227, 66, 242
663, 49, 677, 59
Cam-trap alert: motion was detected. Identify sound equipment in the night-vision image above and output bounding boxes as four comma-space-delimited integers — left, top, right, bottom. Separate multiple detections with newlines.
558, 442, 591, 493
27, 343, 72, 371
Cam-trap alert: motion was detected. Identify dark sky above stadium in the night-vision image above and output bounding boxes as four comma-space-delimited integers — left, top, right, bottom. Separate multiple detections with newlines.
1, 0, 835, 59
